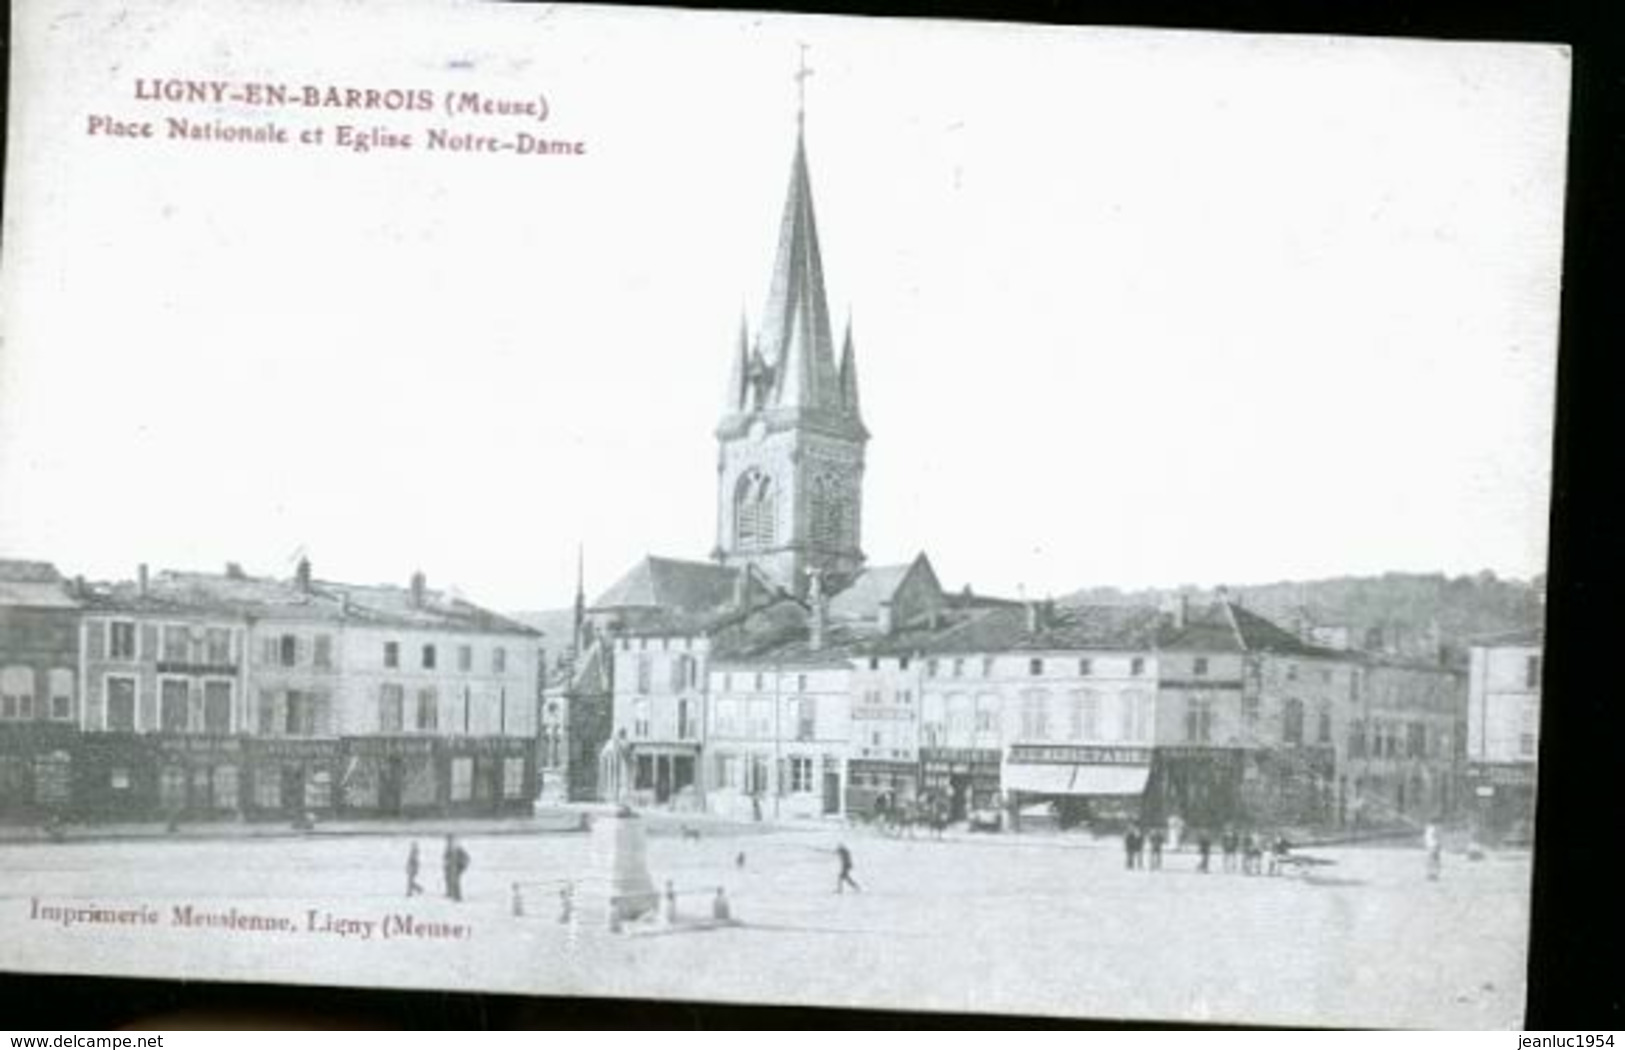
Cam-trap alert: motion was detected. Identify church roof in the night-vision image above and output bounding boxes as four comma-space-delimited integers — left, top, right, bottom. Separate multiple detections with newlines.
591, 556, 742, 614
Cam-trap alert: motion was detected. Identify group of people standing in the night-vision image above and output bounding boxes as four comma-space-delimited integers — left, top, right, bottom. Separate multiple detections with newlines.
1123, 820, 1293, 876
406, 835, 472, 900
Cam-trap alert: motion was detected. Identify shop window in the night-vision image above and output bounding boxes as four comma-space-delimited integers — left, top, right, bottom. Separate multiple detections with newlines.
504, 757, 527, 798
159, 766, 187, 810
107, 676, 137, 731
109, 621, 137, 660
450, 757, 474, 801
34, 752, 70, 805
305, 769, 332, 809
213, 766, 240, 811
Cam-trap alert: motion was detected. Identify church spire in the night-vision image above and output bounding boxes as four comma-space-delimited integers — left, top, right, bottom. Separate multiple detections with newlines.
839, 317, 862, 422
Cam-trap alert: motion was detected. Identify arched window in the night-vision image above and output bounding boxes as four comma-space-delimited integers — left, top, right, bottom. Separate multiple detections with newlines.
734, 469, 777, 550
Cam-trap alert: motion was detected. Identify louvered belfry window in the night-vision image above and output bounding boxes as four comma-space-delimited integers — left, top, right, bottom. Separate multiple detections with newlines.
734, 469, 777, 549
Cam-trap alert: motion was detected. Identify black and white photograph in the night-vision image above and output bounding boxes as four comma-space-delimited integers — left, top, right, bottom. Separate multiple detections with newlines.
0, 0, 1570, 1028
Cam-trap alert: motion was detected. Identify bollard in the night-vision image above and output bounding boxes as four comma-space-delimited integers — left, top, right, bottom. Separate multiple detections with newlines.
511, 883, 524, 917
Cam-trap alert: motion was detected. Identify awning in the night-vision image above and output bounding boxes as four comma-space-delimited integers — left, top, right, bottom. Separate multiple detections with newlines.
1003, 763, 1150, 797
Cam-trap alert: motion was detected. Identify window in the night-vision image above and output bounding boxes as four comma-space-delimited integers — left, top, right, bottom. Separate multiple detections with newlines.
1525, 655, 1541, 690
1407, 722, 1426, 759
493, 647, 507, 674
1317, 708, 1332, 746
384, 641, 399, 669
458, 645, 472, 671
715, 699, 740, 737
1, 667, 34, 721
669, 656, 688, 693
1519, 702, 1537, 756
734, 469, 777, 549
504, 757, 526, 798
213, 766, 240, 811
982, 656, 995, 677
900, 657, 911, 671
953, 658, 965, 677
163, 626, 190, 663
1193, 657, 1209, 676
1286, 663, 1299, 681
1130, 657, 1145, 676
206, 628, 232, 665
106, 676, 137, 731
1282, 699, 1305, 745
203, 680, 232, 733
677, 699, 692, 740
789, 756, 814, 793
748, 701, 772, 740
1135, 692, 1153, 742
633, 700, 651, 738
286, 690, 322, 736
1071, 691, 1099, 740
1320, 668, 1333, 684
1020, 690, 1050, 740
1242, 693, 1260, 726
450, 757, 474, 801
1348, 719, 1367, 759
755, 672, 765, 691
49, 669, 73, 720
160, 679, 190, 733
1185, 697, 1213, 743
926, 659, 938, 677
379, 684, 405, 733
253, 768, 280, 809
109, 621, 137, 660
309, 634, 330, 669
1078, 658, 1092, 676
797, 673, 807, 692
975, 695, 999, 734
421, 644, 436, 670
796, 697, 816, 741
416, 688, 438, 731
636, 655, 651, 694
279, 634, 298, 667
868, 658, 879, 671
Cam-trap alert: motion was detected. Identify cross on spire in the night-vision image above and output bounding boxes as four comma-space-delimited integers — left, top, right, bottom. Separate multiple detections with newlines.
795, 43, 813, 128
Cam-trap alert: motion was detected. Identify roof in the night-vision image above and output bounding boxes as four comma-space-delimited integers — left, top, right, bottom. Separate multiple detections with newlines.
317, 581, 538, 637
0, 560, 76, 609
1467, 627, 1544, 649
1154, 600, 1331, 657
592, 556, 741, 613
827, 563, 912, 620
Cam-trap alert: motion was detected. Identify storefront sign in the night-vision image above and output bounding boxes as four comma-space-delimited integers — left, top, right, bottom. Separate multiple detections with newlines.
1008, 745, 1151, 767
157, 736, 242, 757
346, 737, 435, 757
155, 662, 239, 676
245, 739, 339, 761
1467, 763, 1536, 787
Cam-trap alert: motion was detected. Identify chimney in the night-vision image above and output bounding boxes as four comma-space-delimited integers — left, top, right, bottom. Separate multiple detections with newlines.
877, 599, 894, 636
137, 563, 149, 597
295, 557, 312, 593
410, 570, 426, 608
225, 562, 246, 580
810, 597, 828, 651
73, 575, 86, 600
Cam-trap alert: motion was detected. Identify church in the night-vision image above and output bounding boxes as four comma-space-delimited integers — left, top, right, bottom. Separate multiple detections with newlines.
581, 95, 1467, 834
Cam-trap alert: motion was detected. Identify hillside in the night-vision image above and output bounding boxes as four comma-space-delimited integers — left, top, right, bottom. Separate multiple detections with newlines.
1064, 571, 1545, 662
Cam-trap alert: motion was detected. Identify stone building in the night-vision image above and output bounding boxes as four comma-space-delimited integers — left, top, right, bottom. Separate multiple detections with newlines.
0, 561, 83, 819
1464, 629, 1541, 841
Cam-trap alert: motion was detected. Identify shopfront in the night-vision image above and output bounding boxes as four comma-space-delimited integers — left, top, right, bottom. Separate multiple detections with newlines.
1465, 761, 1536, 844
0, 722, 78, 820
919, 747, 1001, 820
1003, 744, 1152, 830
441, 736, 534, 816
242, 738, 342, 819
154, 735, 244, 818
845, 758, 918, 819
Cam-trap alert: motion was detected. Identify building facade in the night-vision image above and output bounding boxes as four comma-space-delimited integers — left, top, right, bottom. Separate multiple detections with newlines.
0, 561, 83, 818
1464, 631, 1541, 841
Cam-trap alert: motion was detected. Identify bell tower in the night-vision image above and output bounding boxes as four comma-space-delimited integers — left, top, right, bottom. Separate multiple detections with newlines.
713, 74, 867, 597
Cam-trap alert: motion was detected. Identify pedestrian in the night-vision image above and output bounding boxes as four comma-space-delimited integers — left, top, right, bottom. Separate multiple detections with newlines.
1242, 831, 1261, 875
1123, 825, 1137, 870
1168, 813, 1185, 852
406, 841, 423, 897
443, 834, 470, 901
735, 850, 747, 870
1148, 825, 1165, 871
1197, 828, 1212, 873
712, 886, 732, 922
1424, 823, 1442, 881
835, 842, 862, 893
1221, 825, 1238, 873
662, 879, 679, 925
751, 793, 762, 823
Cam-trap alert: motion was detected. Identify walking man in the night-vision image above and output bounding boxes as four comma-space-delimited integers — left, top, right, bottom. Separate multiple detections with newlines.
443, 834, 470, 901
835, 842, 862, 893
1197, 828, 1213, 873
1148, 825, 1166, 871
1221, 825, 1238, 873
406, 841, 423, 897
1424, 823, 1442, 881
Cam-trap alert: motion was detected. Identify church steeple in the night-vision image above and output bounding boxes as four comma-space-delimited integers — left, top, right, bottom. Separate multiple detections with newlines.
713, 63, 868, 595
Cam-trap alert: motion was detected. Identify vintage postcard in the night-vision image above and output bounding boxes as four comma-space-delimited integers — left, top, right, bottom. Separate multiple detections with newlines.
0, 0, 1567, 1027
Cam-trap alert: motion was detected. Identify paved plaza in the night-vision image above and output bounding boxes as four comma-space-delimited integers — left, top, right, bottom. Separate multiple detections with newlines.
0, 822, 1530, 1027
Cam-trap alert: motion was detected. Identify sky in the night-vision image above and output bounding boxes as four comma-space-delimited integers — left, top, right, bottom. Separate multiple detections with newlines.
0, 0, 1570, 612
